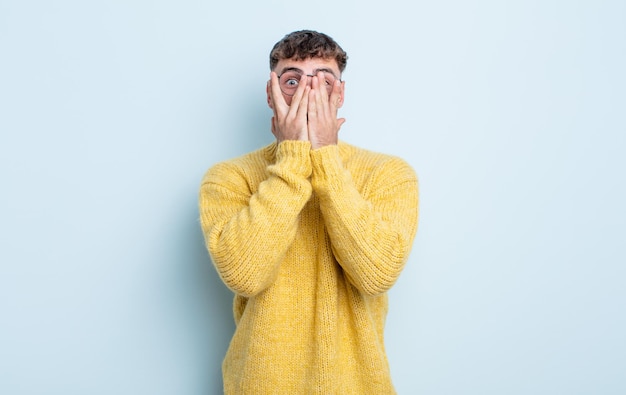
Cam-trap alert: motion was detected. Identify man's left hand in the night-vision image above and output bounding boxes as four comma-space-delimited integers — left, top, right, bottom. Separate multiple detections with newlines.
307, 72, 346, 150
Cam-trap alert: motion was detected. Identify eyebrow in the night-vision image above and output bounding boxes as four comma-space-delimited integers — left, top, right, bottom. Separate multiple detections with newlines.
279, 67, 339, 79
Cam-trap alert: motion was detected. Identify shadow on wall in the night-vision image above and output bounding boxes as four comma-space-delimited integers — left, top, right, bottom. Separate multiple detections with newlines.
230, 84, 275, 157
183, 202, 235, 394
189, 84, 273, 394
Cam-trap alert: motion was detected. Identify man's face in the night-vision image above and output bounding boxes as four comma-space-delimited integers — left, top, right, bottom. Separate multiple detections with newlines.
268, 57, 344, 107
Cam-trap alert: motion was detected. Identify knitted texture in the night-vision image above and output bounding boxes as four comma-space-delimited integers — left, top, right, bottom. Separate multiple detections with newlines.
199, 140, 419, 394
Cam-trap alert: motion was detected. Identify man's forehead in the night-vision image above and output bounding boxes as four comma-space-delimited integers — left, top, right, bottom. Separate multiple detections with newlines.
275, 57, 340, 74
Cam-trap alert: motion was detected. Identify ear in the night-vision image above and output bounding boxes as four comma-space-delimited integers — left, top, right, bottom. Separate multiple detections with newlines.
336, 80, 346, 108
266, 80, 274, 109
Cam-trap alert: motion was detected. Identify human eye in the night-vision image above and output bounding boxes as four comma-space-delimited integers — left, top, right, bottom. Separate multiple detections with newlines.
285, 78, 299, 87
280, 71, 302, 88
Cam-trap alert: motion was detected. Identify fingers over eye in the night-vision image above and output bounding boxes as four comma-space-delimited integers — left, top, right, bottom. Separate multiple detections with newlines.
329, 79, 342, 107
269, 72, 287, 112
290, 74, 309, 106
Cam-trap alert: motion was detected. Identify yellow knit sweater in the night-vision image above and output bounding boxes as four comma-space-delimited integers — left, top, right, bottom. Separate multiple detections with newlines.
199, 140, 419, 394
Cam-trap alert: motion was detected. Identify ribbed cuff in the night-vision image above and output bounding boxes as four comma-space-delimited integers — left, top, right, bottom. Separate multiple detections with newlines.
310, 144, 346, 191
275, 140, 312, 178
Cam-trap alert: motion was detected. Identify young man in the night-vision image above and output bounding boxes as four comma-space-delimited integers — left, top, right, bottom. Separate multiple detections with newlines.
199, 30, 419, 394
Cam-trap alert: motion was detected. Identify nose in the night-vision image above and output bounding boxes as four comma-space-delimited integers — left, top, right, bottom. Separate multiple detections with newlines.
303, 74, 317, 87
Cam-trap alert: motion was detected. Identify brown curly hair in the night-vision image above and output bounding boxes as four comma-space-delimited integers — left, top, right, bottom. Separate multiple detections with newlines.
269, 30, 348, 73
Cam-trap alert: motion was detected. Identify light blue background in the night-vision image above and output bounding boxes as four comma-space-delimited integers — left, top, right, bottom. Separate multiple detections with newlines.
1, 1, 624, 394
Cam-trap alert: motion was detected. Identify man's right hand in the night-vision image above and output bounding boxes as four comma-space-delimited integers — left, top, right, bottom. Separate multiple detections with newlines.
268, 72, 310, 143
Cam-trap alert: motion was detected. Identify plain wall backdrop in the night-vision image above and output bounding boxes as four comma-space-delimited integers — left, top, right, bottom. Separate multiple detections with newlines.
1, 0, 624, 394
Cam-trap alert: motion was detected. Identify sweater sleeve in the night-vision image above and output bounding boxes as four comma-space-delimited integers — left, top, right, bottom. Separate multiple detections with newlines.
199, 141, 313, 297
310, 145, 419, 296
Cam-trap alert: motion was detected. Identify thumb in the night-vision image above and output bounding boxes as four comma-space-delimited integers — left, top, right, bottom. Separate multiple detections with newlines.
337, 118, 346, 132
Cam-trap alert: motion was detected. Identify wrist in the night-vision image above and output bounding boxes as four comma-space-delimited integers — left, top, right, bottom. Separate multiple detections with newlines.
310, 138, 337, 150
